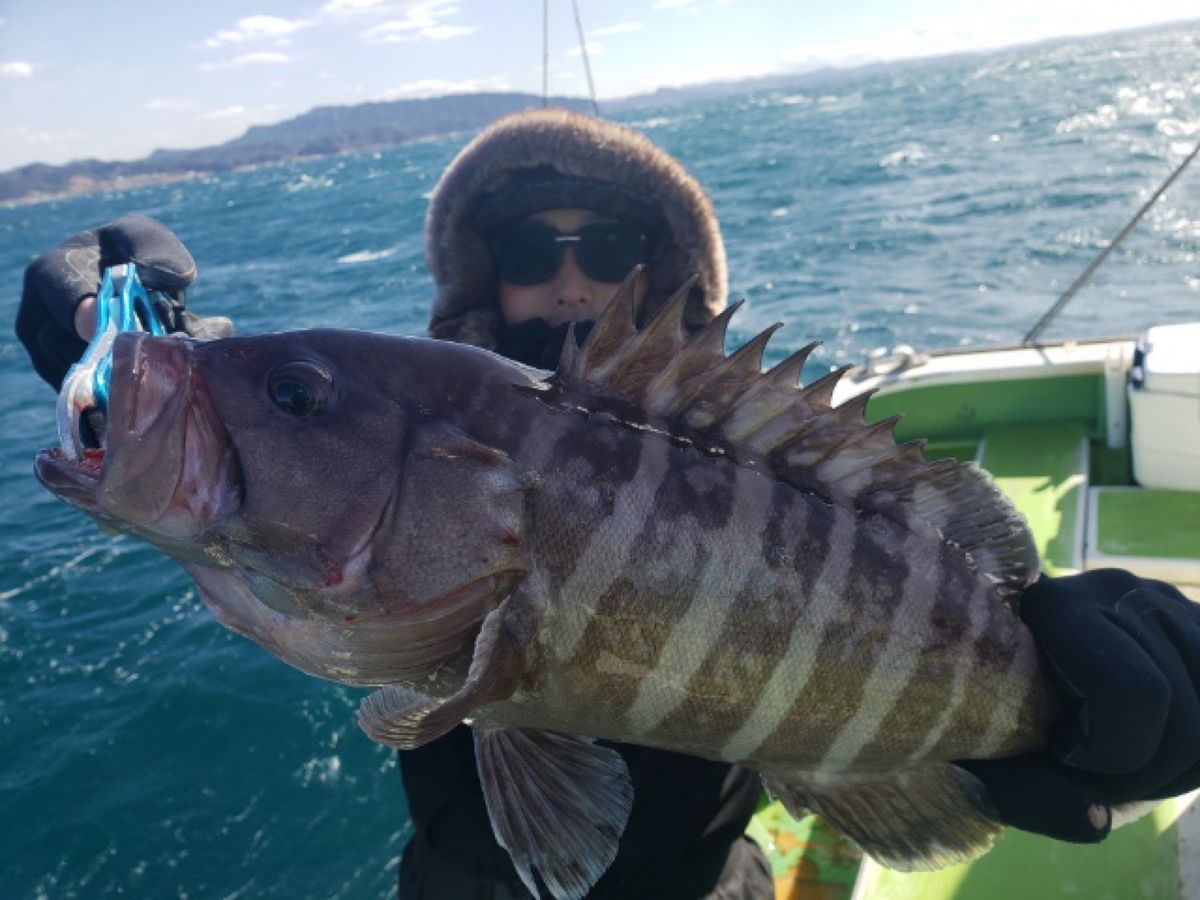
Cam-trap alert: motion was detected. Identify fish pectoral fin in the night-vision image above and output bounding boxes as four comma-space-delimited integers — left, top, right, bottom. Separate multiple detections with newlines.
474, 727, 633, 900
357, 600, 522, 749
357, 683, 464, 750
762, 764, 1001, 871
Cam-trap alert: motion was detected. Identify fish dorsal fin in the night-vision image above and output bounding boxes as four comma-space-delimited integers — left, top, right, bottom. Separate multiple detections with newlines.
550, 276, 1039, 603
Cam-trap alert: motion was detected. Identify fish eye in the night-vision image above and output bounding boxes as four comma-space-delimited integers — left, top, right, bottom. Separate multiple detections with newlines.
267, 361, 333, 416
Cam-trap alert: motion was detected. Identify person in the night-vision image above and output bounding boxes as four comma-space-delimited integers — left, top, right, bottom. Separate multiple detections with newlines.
412, 109, 771, 899
16, 107, 1200, 898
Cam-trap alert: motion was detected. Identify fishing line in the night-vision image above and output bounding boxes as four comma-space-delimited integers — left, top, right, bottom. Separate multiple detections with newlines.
1024, 140, 1200, 344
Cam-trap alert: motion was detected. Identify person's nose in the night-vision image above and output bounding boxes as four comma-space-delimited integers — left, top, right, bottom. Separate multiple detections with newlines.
550, 249, 612, 321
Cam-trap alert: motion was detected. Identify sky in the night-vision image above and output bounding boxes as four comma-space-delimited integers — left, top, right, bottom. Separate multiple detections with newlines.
0, 0, 1196, 171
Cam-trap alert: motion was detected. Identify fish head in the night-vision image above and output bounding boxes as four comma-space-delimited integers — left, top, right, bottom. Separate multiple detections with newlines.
36, 330, 534, 684
37, 332, 241, 546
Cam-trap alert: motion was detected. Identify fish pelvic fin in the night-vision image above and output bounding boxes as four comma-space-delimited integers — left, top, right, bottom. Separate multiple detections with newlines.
475, 727, 633, 900
762, 764, 1001, 872
548, 279, 1038, 606
357, 595, 524, 749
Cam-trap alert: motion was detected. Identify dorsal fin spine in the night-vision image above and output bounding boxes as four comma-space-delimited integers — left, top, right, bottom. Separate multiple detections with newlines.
605, 284, 690, 399
643, 301, 742, 415
554, 286, 1039, 604
721, 342, 824, 447
728, 323, 782, 371
681, 325, 785, 429
799, 365, 851, 407
557, 322, 581, 377
766, 341, 820, 387
572, 269, 641, 381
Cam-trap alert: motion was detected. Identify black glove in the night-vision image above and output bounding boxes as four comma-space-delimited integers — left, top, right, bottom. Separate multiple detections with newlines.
15, 213, 233, 389
960, 569, 1200, 843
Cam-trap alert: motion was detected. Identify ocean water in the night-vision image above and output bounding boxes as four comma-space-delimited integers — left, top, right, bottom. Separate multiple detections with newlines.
2, 21, 1199, 899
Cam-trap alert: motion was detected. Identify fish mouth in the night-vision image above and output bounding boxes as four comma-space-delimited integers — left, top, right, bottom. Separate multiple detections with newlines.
37, 333, 241, 538
34, 446, 106, 509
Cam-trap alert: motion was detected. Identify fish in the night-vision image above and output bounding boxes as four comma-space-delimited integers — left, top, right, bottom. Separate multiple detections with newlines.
35, 274, 1054, 900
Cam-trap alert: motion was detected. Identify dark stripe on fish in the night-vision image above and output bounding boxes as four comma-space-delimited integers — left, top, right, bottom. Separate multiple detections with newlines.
928, 585, 1032, 760
643, 483, 810, 747
850, 551, 975, 767
532, 416, 645, 601
750, 519, 911, 766
717, 497, 849, 762
565, 534, 715, 733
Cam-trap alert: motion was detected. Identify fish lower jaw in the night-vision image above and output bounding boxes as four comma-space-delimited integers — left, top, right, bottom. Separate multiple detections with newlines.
35, 447, 104, 508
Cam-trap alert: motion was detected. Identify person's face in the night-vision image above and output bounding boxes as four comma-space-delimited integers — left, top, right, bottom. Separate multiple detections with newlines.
496, 209, 649, 327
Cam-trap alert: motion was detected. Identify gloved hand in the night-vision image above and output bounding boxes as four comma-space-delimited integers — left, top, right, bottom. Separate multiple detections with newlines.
15, 213, 233, 389
960, 569, 1200, 843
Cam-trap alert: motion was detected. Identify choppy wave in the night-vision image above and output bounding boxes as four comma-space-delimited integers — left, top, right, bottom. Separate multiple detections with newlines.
285, 173, 337, 193
880, 143, 929, 168
336, 246, 399, 265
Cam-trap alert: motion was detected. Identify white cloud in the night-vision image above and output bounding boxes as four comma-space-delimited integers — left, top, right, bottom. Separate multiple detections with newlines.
420, 24, 472, 40
1, 61, 34, 78
320, 0, 390, 12
363, 20, 413, 38
201, 103, 285, 123
379, 76, 510, 100
655, 0, 699, 8
144, 98, 195, 112
203, 105, 248, 120
200, 52, 291, 71
364, 20, 474, 43
361, 0, 470, 44
205, 15, 311, 48
592, 21, 643, 37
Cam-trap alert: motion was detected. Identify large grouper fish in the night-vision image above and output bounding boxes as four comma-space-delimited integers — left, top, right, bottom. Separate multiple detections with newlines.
36, 275, 1055, 899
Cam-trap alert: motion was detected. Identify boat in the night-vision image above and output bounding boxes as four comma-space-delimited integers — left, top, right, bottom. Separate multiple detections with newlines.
748, 312, 1200, 900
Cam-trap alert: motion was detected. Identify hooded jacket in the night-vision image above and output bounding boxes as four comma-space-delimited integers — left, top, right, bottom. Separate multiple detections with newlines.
425, 107, 727, 346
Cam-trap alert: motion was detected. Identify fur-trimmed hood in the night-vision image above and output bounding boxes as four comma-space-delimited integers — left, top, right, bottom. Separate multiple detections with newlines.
425, 107, 727, 348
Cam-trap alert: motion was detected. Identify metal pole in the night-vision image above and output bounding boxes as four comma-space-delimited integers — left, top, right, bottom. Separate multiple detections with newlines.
1023, 140, 1200, 344
542, 0, 549, 106
571, 0, 600, 116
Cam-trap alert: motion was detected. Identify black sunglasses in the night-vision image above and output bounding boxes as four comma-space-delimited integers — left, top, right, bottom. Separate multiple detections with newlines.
491, 221, 650, 286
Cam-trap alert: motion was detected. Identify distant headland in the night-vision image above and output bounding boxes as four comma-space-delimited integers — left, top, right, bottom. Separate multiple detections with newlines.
0, 59, 893, 207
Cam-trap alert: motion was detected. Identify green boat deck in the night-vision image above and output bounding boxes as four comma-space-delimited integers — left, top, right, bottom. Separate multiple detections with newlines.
750, 349, 1200, 900
854, 798, 1192, 900
1089, 488, 1200, 593
978, 421, 1089, 575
